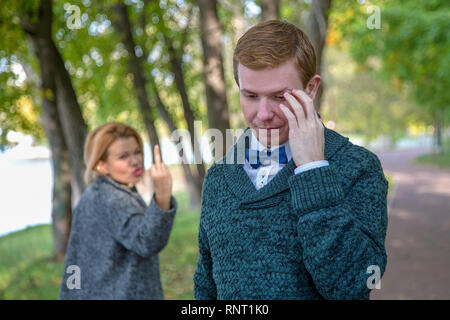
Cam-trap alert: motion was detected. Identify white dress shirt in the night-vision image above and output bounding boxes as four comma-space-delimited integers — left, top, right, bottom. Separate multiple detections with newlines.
243, 131, 329, 190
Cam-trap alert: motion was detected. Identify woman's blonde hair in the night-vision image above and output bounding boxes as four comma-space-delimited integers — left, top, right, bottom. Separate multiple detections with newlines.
84, 122, 144, 184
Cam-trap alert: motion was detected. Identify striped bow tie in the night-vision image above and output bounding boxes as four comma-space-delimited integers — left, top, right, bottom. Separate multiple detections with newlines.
245, 145, 289, 169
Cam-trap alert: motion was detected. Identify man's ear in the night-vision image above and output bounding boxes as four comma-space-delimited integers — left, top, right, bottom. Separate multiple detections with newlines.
305, 75, 321, 100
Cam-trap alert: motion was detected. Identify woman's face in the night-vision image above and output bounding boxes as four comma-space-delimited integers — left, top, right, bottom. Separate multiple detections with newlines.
97, 137, 143, 185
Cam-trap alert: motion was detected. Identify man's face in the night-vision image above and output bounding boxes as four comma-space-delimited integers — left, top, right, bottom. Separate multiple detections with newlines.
238, 59, 304, 147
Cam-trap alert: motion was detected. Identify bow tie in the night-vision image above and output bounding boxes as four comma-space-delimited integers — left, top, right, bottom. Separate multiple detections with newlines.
245, 145, 289, 169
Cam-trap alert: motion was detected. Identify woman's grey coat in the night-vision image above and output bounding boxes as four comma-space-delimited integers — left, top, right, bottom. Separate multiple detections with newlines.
59, 175, 177, 299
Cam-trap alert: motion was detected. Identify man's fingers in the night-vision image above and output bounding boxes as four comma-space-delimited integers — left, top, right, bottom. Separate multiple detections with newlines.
153, 144, 162, 164
280, 104, 298, 128
283, 91, 305, 122
291, 90, 315, 120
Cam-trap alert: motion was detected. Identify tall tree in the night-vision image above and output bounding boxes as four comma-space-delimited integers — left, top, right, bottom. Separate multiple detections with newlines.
232, 0, 246, 41
113, 1, 160, 155
20, 0, 88, 206
281, 0, 332, 112
196, 0, 231, 155
0, 0, 87, 257
0, 48, 73, 259
166, 36, 206, 197
150, 77, 203, 209
113, 0, 203, 208
154, 5, 207, 198
37, 76, 72, 259
306, 0, 332, 112
261, 0, 280, 21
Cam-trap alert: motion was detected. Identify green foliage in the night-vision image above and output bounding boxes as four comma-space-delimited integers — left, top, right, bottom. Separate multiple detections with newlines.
2, 0, 447, 148
0, 0, 45, 147
280, 0, 311, 30
0, 0, 213, 144
148, 0, 208, 126
321, 47, 429, 145
331, 0, 450, 125
0, 66, 44, 147
51, 0, 143, 130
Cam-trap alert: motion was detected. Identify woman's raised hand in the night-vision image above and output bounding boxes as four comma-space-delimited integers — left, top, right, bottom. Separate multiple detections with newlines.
150, 144, 173, 211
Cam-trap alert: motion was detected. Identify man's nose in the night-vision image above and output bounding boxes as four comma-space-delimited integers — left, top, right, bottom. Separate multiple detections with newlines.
257, 97, 274, 122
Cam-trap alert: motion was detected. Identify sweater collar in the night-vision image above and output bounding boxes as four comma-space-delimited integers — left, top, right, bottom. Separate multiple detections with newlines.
222, 124, 349, 205
94, 175, 147, 208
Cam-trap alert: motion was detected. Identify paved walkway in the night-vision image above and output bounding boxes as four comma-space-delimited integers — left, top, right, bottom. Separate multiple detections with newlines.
370, 148, 450, 299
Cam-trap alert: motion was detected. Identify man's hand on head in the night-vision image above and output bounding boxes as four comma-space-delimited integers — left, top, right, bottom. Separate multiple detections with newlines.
279, 89, 325, 167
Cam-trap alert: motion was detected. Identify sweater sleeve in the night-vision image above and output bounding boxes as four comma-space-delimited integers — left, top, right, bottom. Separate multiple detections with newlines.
288, 152, 388, 300
193, 167, 218, 300
194, 222, 217, 300
106, 193, 177, 258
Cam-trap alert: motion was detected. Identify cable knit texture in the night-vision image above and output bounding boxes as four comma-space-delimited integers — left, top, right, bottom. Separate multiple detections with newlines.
59, 175, 177, 300
194, 126, 388, 300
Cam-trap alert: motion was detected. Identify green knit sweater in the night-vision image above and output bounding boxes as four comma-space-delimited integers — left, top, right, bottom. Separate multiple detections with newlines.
194, 127, 388, 300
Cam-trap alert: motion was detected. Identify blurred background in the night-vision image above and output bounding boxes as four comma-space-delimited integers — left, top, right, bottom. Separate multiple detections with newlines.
0, 0, 449, 299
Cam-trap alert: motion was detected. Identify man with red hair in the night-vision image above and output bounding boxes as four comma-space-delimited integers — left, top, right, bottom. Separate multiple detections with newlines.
194, 20, 388, 300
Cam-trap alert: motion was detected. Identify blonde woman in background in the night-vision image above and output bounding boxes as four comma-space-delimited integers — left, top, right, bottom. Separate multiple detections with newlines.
59, 122, 177, 299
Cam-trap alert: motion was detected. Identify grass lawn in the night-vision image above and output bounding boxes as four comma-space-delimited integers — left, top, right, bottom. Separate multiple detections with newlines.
385, 172, 394, 199
414, 148, 450, 169
0, 224, 63, 299
0, 191, 200, 300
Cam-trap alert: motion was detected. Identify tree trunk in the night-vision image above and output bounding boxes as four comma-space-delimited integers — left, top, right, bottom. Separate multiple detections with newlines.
152, 85, 202, 209
31, 51, 72, 259
115, 0, 201, 208
138, 1, 202, 209
113, 1, 161, 156
50, 38, 88, 205
21, 0, 87, 205
21, 0, 76, 257
232, 0, 246, 42
167, 41, 206, 194
261, 0, 280, 21
435, 109, 443, 153
40, 89, 72, 259
306, 0, 332, 112
196, 0, 231, 150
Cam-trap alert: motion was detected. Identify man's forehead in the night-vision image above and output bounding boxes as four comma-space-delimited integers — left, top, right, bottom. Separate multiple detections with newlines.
240, 86, 291, 94
238, 72, 296, 93
237, 61, 302, 91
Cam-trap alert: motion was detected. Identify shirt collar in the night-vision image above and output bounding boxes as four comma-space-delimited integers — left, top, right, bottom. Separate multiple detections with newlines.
249, 130, 292, 161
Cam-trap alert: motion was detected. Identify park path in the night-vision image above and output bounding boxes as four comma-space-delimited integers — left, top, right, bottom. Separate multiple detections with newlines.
370, 147, 450, 299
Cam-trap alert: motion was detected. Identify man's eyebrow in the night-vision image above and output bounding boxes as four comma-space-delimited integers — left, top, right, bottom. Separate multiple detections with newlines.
240, 87, 291, 94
